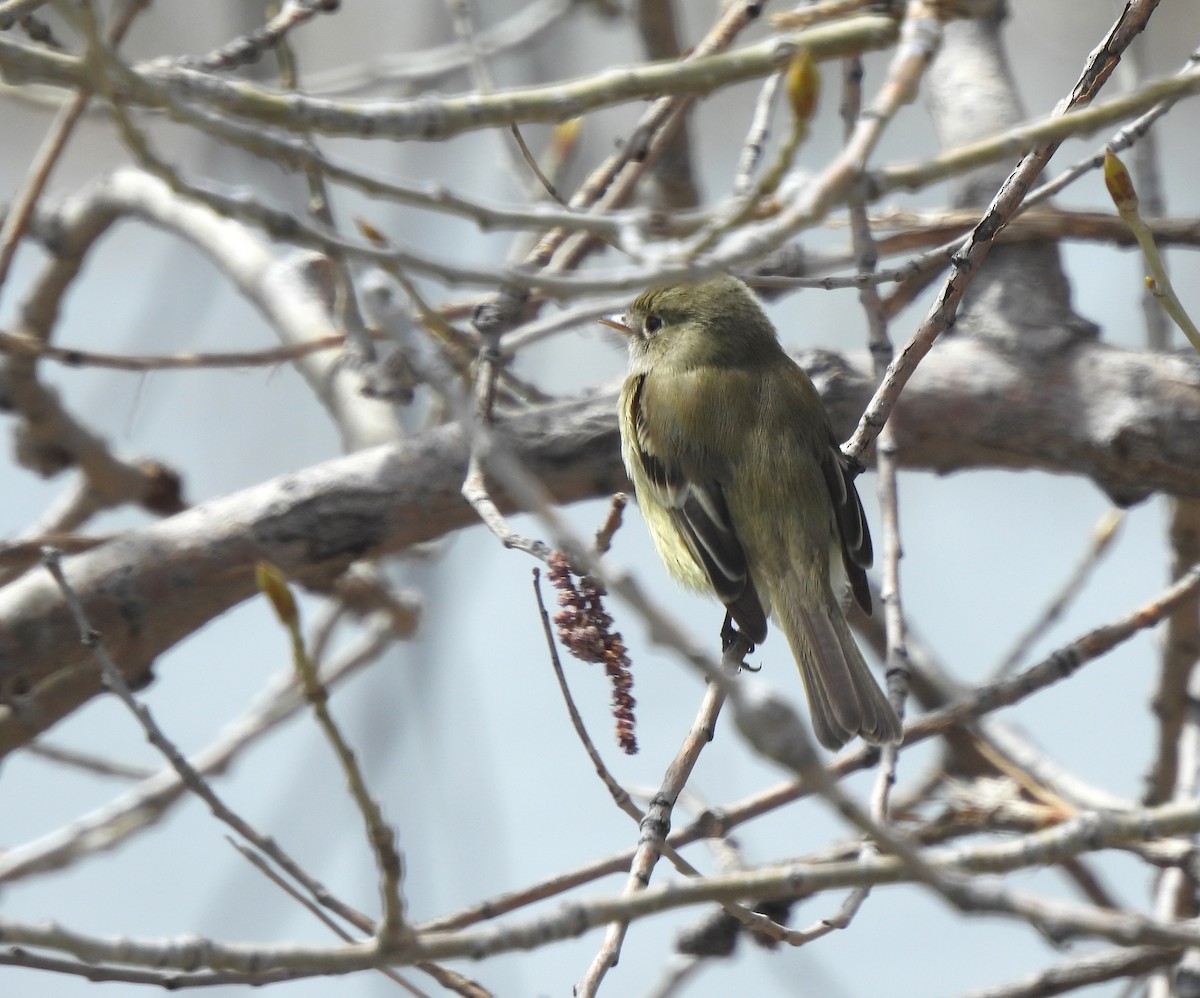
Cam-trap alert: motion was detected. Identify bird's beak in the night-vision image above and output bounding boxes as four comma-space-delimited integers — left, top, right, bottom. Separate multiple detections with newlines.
598, 313, 634, 336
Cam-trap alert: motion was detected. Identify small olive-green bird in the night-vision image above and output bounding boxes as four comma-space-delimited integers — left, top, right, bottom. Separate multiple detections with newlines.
603, 275, 901, 750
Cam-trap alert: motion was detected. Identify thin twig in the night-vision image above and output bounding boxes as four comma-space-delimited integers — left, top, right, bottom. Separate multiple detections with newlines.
271, 5, 375, 365
1105, 148, 1200, 351
593, 494, 628, 556
25, 741, 154, 781
771, 0, 876, 30
184, 0, 341, 74
37, 545, 362, 923
990, 508, 1125, 680
0, 948, 310, 987
533, 567, 638, 815
529, 0, 782, 274
844, 0, 1166, 466
634, 0, 700, 210
0, 326, 355, 370
0, 620, 398, 887
1019, 46, 1200, 215
0, 0, 149, 295
258, 564, 409, 944
304, 0, 575, 96
832, 41, 910, 933
227, 838, 429, 996
732, 71, 784, 195
577, 679, 730, 997
949, 945, 1182, 998
509, 123, 568, 205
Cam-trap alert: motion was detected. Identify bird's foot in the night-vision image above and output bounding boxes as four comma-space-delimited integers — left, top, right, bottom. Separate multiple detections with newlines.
720, 613, 758, 669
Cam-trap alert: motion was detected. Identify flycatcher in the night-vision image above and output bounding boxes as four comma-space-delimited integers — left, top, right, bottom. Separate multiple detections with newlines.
603, 275, 901, 750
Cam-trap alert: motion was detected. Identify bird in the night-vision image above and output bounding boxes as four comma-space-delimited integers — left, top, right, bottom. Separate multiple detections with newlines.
602, 274, 901, 750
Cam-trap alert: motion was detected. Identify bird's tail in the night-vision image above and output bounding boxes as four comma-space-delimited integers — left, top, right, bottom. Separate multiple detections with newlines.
776, 590, 901, 750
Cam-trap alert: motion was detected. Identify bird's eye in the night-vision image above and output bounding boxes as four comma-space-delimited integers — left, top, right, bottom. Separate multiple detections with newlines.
644, 315, 663, 335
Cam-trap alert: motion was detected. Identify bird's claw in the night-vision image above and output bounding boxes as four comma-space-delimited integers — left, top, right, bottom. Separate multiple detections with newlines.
720, 612, 757, 666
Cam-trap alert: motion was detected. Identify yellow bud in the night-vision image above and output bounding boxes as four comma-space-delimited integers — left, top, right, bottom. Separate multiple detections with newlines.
257, 561, 299, 628
548, 117, 582, 158
785, 50, 819, 124
1093, 508, 1124, 547
1103, 148, 1138, 211
354, 216, 390, 247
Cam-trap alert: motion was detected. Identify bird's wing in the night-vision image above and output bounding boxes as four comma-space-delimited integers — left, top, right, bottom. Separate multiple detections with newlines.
818, 439, 873, 614
627, 374, 768, 643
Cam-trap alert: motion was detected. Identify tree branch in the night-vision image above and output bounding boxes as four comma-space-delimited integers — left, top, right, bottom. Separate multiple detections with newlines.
0, 331, 1197, 753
